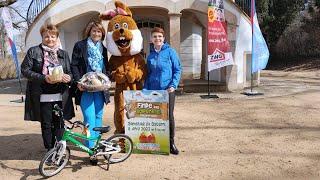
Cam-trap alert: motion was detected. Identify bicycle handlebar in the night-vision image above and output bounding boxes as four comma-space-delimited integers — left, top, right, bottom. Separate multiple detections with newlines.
53, 104, 88, 130
53, 104, 62, 111
65, 119, 88, 130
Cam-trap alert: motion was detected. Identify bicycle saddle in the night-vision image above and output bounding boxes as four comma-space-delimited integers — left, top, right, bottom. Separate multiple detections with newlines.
93, 126, 111, 133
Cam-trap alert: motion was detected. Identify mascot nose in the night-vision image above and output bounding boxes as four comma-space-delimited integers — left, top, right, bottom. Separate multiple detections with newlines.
119, 28, 124, 34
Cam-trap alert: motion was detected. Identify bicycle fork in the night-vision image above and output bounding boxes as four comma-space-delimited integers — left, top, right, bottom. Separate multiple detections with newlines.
54, 141, 67, 165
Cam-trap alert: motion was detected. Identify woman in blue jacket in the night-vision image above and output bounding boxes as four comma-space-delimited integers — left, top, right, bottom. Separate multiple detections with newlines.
144, 27, 182, 155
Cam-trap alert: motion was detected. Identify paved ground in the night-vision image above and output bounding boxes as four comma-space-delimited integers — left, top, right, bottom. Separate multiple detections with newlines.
0, 70, 320, 180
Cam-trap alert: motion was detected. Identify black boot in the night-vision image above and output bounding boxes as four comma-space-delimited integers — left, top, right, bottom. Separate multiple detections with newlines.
89, 156, 98, 166
170, 139, 179, 155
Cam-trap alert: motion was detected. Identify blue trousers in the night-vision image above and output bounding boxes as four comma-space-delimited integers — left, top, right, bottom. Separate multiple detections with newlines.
80, 91, 104, 148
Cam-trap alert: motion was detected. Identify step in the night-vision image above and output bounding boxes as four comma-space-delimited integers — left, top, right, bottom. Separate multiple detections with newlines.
178, 79, 227, 93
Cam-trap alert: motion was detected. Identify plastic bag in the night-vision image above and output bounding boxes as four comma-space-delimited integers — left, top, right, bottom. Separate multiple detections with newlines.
78, 72, 111, 92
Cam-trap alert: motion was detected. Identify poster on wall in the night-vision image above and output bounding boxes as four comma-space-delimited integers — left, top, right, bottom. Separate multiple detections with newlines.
124, 90, 170, 155
207, 0, 234, 71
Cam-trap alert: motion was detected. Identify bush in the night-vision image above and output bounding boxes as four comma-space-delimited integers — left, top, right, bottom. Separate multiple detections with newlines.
0, 58, 17, 80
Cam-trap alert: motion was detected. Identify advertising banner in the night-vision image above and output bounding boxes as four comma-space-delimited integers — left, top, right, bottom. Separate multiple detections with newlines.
124, 90, 170, 155
207, 0, 233, 71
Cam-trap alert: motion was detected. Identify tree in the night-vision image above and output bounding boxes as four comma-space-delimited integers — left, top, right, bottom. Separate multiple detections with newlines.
316, 0, 320, 7
256, 0, 304, 48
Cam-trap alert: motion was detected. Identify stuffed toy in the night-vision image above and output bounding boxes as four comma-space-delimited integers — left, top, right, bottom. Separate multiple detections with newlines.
100, 1, 147, 134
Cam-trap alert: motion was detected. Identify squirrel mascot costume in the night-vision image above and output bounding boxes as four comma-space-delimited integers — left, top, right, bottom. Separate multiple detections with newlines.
100, 1, 147, 134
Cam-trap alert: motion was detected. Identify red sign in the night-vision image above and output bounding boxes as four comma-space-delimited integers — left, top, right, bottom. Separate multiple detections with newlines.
207, 5, 233, 71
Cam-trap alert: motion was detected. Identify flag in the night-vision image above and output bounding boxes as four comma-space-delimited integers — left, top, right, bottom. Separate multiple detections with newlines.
251, 0, 269, 73
207, 0, 233, 71
0, 7, 20, 78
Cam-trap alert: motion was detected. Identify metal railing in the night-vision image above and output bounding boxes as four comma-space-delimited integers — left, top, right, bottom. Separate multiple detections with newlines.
26, 0, 53, 26
235, 0, 251, 16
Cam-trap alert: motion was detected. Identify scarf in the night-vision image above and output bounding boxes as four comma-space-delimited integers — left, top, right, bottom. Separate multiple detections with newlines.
42, 44, 60, 75
87, 38, 103, 72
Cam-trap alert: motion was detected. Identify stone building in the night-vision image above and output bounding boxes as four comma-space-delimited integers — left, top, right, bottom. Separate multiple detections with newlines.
26, 0, 256, 91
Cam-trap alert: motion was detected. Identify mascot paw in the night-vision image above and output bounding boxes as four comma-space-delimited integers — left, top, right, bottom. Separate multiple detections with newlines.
126, 67, 136, 83
113, 70, 127, 83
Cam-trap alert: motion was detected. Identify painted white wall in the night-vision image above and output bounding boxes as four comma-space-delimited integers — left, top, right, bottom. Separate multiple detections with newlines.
191, 26, 202, 79
64, 32, 80, 58
180, 18, 202, 79
234, 16, 251, 84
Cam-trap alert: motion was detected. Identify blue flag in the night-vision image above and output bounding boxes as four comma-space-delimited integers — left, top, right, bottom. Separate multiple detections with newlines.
251, 0, 269, 73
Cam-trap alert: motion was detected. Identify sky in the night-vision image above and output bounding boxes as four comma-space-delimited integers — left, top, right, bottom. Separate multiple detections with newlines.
1, 0, 32, 52
10, 0, 32, 27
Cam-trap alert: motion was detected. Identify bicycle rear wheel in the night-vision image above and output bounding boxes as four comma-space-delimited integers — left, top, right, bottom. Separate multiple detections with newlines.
102, 134, 133, 163
39, 146, 70, 177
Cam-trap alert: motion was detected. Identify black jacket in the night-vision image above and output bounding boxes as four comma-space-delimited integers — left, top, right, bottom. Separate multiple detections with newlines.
70, 39, 110, 105
21, 44, 75, 121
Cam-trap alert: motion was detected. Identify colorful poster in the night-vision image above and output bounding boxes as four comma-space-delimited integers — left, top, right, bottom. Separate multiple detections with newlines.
207, 0, 234, 71
124, 90, 169, 155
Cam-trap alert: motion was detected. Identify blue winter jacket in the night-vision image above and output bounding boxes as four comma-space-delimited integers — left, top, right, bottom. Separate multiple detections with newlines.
144, 42, 182, 90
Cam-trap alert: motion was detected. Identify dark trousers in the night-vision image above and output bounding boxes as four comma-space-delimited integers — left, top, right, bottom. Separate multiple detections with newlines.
40, 101, 64, 149
169, 92, 176, 142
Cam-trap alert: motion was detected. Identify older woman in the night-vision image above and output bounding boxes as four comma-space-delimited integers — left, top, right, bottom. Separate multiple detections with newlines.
71, 21, 110, 151
143, 27, 182, 155
21, 24, 74, 151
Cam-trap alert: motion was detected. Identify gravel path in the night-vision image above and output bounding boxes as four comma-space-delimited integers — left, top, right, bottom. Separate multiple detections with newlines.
0, 70, 320, 180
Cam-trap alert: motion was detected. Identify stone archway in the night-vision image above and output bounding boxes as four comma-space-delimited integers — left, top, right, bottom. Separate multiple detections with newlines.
57, 11, 100, 56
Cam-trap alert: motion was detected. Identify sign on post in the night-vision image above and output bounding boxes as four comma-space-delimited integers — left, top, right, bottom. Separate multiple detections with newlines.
124, 90, 170, 155
207, 0, 233, 71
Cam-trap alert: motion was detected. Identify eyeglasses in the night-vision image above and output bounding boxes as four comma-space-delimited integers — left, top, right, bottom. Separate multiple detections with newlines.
152, 35, 163, 38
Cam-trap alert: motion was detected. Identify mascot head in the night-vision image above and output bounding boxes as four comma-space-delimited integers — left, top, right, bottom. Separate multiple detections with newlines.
100, 1, 142, 56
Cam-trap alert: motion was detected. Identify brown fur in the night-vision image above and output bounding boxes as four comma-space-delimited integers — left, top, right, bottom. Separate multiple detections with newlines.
101, 1, 147, 134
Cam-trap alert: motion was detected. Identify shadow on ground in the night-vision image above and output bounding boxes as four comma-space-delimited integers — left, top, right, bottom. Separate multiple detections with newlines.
0, 79, 26, 95
0, 134, 43, 161
268, 58, 320, 71
0, 161, 43, 180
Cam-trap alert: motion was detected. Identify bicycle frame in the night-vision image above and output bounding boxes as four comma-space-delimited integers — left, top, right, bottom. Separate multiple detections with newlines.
61, 129, 102, 156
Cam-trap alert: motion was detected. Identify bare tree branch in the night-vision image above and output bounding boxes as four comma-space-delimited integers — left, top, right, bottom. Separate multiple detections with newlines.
7, 6, 28, 22
0, 0, 17, 8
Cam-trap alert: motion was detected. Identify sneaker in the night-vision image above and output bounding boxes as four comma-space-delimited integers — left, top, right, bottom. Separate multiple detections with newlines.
170, 143, 179, 155
89, 158, 98, 166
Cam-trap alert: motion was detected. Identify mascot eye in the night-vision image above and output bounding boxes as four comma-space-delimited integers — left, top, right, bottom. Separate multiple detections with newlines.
123, 23, 128, 29
114, 23, 120, 30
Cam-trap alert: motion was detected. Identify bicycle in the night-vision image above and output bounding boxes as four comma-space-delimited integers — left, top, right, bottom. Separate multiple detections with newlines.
39, 104, 133, 177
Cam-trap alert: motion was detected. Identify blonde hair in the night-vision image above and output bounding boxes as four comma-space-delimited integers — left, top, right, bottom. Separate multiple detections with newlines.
84, 21, 106, 40
40, 23, 59, 37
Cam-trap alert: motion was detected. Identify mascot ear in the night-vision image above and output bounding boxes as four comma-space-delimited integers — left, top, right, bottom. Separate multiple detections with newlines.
115, 0, 132, 17
100, 9, 116, 21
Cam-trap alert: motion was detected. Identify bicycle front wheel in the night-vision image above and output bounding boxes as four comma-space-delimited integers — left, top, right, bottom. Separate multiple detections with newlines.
39, 146, 70, 177
102, 134, 133, 164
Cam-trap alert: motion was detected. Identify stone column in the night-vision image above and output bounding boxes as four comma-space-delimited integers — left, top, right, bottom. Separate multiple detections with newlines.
168, 13, 181, 54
